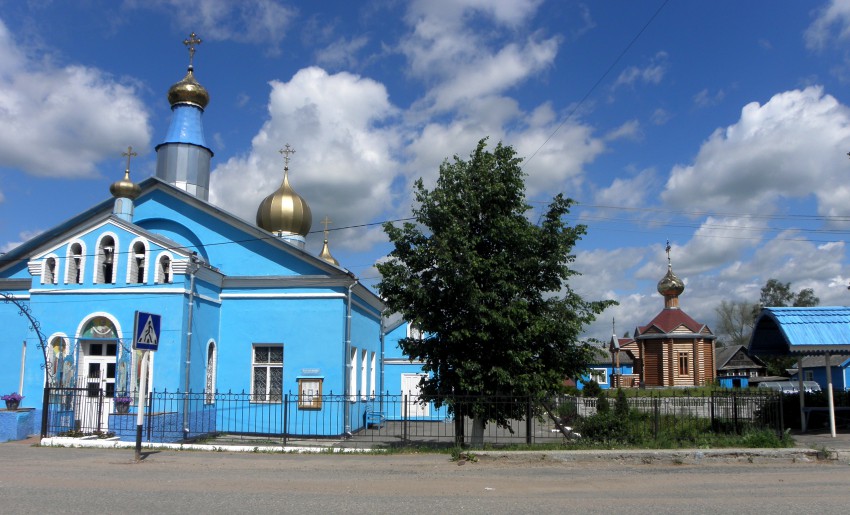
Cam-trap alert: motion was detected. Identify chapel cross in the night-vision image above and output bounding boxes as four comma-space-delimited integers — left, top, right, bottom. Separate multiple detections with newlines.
279, 144, 296, 169
321, 216, 333, 236
122, 146, 138, 173
183, 32, 202, 68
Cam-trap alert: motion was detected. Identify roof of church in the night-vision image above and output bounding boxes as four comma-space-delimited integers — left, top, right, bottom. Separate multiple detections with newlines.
0, 176, 383, 311
636, 307, 710, 337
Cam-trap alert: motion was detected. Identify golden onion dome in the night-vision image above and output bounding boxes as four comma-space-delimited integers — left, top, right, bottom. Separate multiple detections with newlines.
167, 66, 209, 109
110, 169, 141, 200
657, 265, 685, 297
319, 238, 339, 266
256, 169, 312, 237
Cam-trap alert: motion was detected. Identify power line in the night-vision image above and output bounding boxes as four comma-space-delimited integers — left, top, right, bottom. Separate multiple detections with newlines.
525, 0, 671, 166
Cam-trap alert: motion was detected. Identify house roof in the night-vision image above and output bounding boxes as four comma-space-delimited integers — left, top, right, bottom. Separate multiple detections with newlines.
749, 307, 850, 356
715, 345, 766, 370
787, 354, 850, 373
636, 308, 713, 339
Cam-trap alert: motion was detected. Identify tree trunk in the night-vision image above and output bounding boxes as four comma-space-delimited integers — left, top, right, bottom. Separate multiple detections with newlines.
470, 416, 485, 447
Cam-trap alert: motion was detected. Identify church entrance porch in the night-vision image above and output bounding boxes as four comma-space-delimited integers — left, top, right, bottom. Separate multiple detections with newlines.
79, 339, 118, 432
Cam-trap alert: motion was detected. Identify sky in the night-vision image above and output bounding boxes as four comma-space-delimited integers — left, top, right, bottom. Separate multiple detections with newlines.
2, 0, 850, 342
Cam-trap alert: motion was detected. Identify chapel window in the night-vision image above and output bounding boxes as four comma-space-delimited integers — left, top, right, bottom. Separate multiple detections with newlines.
678, 352, 690, 376
205, 342, 217, 404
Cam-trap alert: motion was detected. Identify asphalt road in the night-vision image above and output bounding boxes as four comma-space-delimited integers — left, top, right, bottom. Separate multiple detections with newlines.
1, 442, 849, 514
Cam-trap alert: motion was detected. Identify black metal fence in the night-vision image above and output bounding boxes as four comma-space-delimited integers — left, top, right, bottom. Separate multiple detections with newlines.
41, 387, 782, 448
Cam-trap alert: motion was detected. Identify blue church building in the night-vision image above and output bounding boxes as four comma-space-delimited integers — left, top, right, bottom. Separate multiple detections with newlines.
0, 37, 385, 439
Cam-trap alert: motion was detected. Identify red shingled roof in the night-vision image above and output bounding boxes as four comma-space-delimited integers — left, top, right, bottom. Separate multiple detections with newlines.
637, 308, 707, 335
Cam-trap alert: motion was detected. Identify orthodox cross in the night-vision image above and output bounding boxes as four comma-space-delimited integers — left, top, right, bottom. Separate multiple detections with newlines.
321, 216, 333, 238
665, 239, 671, 265
183, 32, 202, 68
122, 146, 138, 173
279, 144, 295, 170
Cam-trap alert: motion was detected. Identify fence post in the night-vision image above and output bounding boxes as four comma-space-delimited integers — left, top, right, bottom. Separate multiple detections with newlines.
40, 386, 50, 438
653, 395, 659, 439
777, 392, 784, 437
732, 391, 739, 434
526, 397, 532, 445
403, 394, 408, 442
283, 393, 288, 447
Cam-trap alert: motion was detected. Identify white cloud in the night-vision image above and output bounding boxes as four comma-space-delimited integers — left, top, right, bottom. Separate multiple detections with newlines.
593, 168, 657, 209
128, 0, 296, 55
0, 20, 151, 177
208, 67, 401, 251
805, 0, 850, 50
315, 36, 370, 69
613, 51, 668, 89
662, 86, 850, 216
693, 88, 725, 108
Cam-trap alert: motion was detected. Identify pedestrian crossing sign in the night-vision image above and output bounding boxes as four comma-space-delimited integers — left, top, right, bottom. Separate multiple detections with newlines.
134, 311, 161, 351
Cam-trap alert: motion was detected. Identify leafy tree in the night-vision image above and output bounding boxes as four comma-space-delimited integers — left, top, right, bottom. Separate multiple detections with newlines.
755, 279, 819, 376
377, 139, 615, 444
714, 300, 758, 347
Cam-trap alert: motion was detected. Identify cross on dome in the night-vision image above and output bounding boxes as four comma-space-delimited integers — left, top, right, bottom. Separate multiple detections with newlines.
279, 144, 295, 170
183, 32, 202, 68
122, 146, 137, 173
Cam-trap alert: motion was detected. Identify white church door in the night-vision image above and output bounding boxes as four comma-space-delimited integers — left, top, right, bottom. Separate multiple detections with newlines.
77, 316, 120, 432
401, 373, 429, 418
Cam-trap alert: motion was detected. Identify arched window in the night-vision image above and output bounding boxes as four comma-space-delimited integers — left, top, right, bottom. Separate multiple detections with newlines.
65, 242, 85, 284
42, 256, 57, 285
155, 254, 172, 284
205, 341, 217, 404
95, 235, 117, 284
127, 240, 148, 284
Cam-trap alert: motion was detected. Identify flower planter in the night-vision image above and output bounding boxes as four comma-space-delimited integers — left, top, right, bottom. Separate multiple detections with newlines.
115, 403, 130, 415
4, 400, 19, 411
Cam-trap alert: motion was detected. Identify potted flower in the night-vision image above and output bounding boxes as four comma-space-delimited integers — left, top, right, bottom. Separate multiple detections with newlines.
2, 393, 23, 411
114, 395, 133, 414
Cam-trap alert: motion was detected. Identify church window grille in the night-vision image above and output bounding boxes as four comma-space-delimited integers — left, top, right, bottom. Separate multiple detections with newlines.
252, 344, 283, 402
205, 342, 217, 404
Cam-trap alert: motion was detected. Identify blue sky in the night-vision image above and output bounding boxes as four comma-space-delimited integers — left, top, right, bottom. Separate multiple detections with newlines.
2, 0, 850, 341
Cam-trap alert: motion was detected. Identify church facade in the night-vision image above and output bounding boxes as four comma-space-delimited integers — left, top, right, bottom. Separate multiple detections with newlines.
0, 36, 384, 437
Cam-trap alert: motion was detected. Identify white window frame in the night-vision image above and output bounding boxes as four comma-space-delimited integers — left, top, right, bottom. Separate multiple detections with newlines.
360, 349, 368, 400
42, 255, 59, 285
205, 340, 217, 404
804, 370, 814, 382
370, 351, 376, 398
126, 238, 150, 284
589, 368, 608, 385
349, 346, 358, 401
65, 241, 86, 284
155, 252, 174, 284
251, 344, 283, 403
94, 233, 118, 284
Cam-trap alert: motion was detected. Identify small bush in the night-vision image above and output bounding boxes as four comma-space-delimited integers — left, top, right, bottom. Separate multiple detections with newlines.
582, 379, 602, 398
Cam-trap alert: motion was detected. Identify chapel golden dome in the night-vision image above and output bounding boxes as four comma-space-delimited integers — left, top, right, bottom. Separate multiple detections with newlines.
256, 145, 312, 238
657, 241, 685, 298
317, 217, 339, 266
110, 146, 141, 199
167, 67, 209, 109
